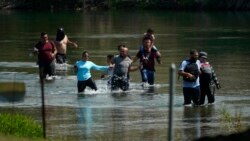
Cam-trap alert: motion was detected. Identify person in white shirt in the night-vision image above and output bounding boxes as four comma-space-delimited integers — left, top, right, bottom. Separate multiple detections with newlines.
178, 49, 201, 106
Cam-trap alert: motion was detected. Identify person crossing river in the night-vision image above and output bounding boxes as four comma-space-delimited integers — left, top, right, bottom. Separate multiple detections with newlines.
111, 45, 140, 91
74, 51, 110, 93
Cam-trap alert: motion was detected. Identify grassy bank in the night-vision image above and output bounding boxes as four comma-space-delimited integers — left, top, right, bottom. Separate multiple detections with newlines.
0, 113, 43, 138
0, 134, 45, 141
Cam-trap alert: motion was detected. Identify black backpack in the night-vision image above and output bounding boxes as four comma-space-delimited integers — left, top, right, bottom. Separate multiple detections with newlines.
183, 60, 199, 82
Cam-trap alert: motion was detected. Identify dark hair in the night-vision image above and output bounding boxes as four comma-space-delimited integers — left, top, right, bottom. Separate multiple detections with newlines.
142, 35, 153, 42
146, 28, 154, 34
40, 32, 47, 37
82, 51, 88, 55
56, 27, 65, 41
190, 49, 198, 55
107, 54, 114, 59
117, 44, 126, 51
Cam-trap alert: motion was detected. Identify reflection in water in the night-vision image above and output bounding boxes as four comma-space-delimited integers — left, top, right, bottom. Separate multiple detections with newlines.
77, 96, 95, 140
182, 105, 215, 141
142, 86, 156, 94
110, 108, 126, 140
77, 107, 93, 139
140, 87, 156, 101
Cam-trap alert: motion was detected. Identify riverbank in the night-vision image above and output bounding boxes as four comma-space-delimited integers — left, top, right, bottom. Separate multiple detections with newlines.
1, 0, 250, 11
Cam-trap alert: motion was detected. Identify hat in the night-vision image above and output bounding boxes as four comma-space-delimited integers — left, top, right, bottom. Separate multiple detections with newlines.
57, 27, 64, 32
199, 51, 208, 59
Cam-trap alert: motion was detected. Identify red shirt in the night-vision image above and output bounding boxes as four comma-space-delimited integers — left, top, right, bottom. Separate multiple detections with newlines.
136, 47, 159, 71
35, 41, 55, 63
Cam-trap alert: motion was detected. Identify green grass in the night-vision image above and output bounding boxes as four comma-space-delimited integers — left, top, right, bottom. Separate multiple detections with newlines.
219, 107, 245, 133
0, 113, 43, 139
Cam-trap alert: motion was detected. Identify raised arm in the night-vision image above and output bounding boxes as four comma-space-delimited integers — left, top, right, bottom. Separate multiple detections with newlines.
67, 35, 78, 48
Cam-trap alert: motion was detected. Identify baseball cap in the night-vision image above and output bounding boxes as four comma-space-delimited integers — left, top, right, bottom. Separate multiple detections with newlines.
199, 51, 208, 59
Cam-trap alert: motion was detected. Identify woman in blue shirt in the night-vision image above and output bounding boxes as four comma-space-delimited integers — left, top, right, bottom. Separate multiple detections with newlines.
75, 51, 109, 93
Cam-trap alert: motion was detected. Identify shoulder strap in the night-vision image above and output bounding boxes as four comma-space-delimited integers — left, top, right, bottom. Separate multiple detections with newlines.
140, 45, 144, 52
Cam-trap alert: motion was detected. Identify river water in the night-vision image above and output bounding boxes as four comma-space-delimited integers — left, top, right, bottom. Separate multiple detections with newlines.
0, 10, 250, 141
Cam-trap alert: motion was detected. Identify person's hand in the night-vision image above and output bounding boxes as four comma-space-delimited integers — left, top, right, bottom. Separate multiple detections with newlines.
139, 63, 143, 70
109, 64, 114, 68
33, 47, 38, 54
216, 83, 221, 89
185, 73, 197, 81
100, 74, 105, 79
156, 57, 161, 64
186, 73, 194, 79
51, 53, 56, 59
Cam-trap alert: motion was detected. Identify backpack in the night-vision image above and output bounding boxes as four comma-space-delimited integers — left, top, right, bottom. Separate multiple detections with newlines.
183, 59, 199, 82
200, 63, 213, 84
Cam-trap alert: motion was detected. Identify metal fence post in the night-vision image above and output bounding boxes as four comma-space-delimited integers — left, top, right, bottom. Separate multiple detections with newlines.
40, 73, 46, 139
168, 63, 176, 141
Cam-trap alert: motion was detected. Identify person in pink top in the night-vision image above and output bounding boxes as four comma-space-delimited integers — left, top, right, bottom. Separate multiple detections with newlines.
199, 51, 221, 105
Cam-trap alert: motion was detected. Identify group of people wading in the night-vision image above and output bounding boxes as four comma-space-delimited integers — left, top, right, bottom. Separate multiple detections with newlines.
74, 29, 162, 93
33, 28, 77, 80
33, 28, 220, 106
178, 49, 221, 106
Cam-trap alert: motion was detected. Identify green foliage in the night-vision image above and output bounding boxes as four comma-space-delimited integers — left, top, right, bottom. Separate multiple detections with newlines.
219, 107, 245, 133
0, 113, 43, 138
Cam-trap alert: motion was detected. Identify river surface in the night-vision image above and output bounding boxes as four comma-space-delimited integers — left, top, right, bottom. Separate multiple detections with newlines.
0, 10, 250, 141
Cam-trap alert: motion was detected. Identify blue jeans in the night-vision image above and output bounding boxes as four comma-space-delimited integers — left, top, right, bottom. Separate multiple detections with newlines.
140, 69, 155, 85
